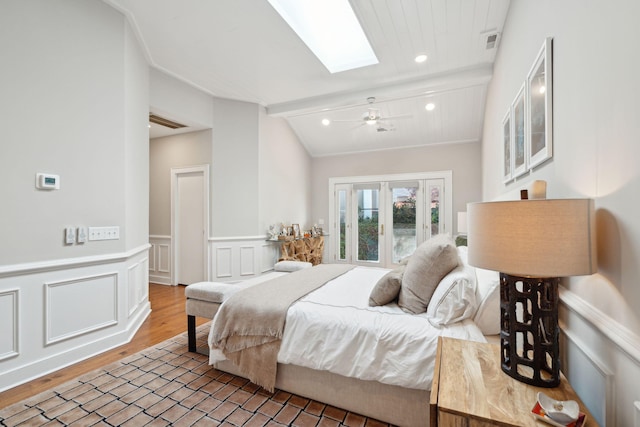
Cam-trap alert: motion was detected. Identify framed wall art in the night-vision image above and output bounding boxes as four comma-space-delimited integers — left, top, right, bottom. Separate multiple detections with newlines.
527, 37, 553, 169
511, 82, 528, 179
502, 109, 512, 183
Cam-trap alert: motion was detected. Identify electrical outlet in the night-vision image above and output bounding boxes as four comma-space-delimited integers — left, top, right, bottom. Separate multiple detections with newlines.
65, 227, 76, 245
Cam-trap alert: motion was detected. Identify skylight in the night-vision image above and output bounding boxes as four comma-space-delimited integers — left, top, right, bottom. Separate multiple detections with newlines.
267, 0, 378, 74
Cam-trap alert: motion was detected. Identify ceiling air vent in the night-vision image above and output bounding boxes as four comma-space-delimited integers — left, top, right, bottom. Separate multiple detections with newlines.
484, 32, 500, 50
149, 114, 187, 129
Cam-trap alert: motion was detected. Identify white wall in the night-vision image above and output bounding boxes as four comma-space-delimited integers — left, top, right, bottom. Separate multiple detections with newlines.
482, 1, 640, 425
0, 0, 150, 392
149, 68, 214, 130
150, 130, 213, 236
124, 23, 150, 250
259, 107, 312, 232
1, 0, 129, 264
212, 98, 261, 236
311, 142, 482, 233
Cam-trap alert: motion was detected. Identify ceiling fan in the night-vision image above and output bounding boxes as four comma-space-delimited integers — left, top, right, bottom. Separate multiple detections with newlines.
360, 97, 410, 126
330, 97, 410, 128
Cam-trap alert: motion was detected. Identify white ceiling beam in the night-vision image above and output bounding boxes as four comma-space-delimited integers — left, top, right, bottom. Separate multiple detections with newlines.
267, 63, 494, 117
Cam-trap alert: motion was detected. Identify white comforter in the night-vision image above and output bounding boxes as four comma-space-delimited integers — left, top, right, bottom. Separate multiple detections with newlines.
277, 266, 486, 390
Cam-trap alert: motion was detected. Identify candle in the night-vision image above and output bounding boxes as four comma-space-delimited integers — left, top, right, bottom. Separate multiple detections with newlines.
529, 180, 547, 199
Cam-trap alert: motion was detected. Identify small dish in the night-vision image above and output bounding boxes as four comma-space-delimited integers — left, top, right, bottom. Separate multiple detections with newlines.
537, 392, 580, 425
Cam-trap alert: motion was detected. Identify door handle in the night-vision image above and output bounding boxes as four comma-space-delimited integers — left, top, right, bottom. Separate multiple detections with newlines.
380, 224, 384, 236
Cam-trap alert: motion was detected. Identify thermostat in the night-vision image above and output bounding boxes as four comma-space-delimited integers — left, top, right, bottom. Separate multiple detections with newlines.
36, 173, 60, 190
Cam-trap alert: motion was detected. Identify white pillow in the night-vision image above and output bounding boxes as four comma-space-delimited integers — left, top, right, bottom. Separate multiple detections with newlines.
274, 260, 312, 272
473, 266, 501, 335
426, 251, 478, 326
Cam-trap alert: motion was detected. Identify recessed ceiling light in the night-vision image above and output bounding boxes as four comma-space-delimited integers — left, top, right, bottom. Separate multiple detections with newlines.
268, 0, 378, 73
415, 54, 428, 63
425, 103, 436, 111
322, 118, 331, 126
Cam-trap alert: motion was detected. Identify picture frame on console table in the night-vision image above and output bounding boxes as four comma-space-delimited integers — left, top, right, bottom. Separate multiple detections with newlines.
292, 224, 301, 239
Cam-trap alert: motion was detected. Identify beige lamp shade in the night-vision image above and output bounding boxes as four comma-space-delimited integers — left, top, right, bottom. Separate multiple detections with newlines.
467, 199, 597, 277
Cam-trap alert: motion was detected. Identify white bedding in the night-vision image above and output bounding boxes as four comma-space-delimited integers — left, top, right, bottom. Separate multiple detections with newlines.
278, 266, 486, 390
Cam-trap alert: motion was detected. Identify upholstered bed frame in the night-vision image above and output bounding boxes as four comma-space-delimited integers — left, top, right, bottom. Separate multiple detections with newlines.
186, 291, 430, 427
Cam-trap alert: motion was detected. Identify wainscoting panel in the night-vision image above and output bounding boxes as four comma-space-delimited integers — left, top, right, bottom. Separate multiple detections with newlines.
215, 247, 233, 279
148, 245, 156, 271
128, 258, 149, 317
0, 245, 151, 393
210, 237, 278, 282
45, 273, 118, 345
561, 328, 614, 427
158, 245, 170, 273
560, 287, 640, 427
152, 236, 280, 284
149, 235, 171, 285
239, 246, 255, 276
262, 243, 278, 273
0, 289, 19, 361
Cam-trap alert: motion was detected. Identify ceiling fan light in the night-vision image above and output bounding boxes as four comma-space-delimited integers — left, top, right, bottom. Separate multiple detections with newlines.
425, 103, 436, 111
415, 54, 428, 63
366, 118, 377, 125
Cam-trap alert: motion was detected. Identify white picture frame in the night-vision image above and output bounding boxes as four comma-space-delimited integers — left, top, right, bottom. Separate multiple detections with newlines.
527, 37, 553, 169
511, 82, 528, 179
502, 109, 512, 183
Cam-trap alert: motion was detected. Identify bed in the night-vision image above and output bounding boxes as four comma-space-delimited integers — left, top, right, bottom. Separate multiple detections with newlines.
197, 237, 501, 426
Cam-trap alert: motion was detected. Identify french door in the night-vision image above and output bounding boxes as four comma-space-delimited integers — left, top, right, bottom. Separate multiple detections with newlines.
331, 173, 450, 268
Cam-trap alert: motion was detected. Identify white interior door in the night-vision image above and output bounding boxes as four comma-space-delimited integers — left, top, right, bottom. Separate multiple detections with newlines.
172, 166, 209, 286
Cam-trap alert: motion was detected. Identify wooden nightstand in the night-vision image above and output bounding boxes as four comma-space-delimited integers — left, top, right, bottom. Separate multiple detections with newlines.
429, 337, 599, 427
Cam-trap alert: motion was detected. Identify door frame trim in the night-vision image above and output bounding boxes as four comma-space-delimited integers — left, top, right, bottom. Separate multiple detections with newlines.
170, 165, 210, 286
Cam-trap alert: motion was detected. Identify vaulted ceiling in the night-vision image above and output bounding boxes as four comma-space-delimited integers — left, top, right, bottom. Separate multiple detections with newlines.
105, 0, 511, 157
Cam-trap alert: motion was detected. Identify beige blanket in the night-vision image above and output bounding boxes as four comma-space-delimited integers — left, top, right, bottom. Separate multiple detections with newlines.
208, 264, 355, 391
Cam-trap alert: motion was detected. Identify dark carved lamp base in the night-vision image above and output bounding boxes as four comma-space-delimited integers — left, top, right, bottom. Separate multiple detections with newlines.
500, 273, 560, 388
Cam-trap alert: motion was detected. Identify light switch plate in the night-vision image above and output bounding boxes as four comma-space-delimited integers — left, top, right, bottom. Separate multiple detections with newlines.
76, 227, 87, 243
65, 227, 76, 245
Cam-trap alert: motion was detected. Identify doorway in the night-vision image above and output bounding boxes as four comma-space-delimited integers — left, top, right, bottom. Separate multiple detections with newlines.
171, 165, 209, 285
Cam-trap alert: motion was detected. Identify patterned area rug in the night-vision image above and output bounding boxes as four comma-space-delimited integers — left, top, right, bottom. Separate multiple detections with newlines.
0, 323, 392, 427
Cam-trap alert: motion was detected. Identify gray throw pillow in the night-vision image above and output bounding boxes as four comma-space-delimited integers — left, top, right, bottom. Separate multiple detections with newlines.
398, 234, 459, 314
369, 266, 405, 306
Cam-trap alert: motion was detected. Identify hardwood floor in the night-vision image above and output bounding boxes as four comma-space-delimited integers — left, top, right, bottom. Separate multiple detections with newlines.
0, 283, 208, 409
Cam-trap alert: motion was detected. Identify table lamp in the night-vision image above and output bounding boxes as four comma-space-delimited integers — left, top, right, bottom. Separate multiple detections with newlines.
467, 199, 597, 387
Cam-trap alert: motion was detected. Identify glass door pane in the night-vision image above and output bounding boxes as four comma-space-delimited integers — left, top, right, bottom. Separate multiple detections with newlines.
356, 188, 379, 262
428, 181, 444, 238
337, 189, 348, 261
391, 186, 418, 263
